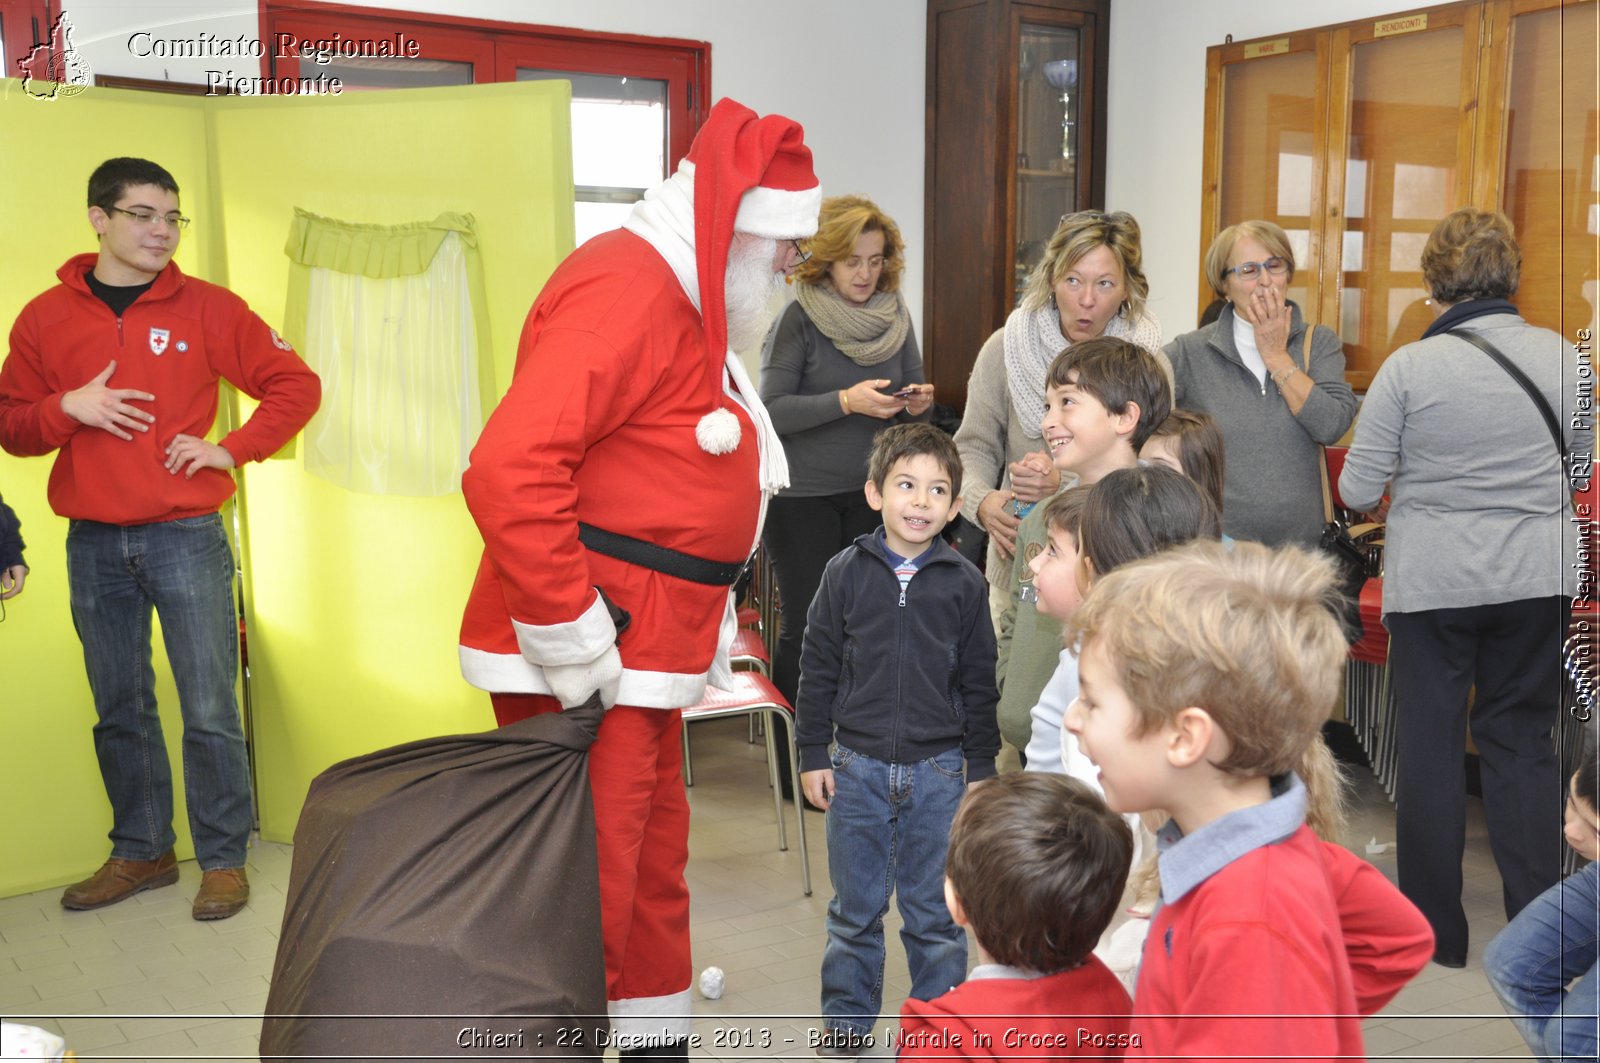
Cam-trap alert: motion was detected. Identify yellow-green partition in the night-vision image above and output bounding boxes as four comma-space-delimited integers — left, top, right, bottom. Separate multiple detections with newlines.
0, 81, 221, 895
207, 82, 573, 841
0, 79, 573, 895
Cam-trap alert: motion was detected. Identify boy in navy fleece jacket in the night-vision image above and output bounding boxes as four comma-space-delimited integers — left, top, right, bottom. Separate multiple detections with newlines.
797, 422, 999, 1057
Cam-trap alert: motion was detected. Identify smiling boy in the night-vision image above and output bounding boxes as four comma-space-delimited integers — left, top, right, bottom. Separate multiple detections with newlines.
998, 337, 1170, 770
797, 422, 1000, 1058
1063, 540, 1431, 1060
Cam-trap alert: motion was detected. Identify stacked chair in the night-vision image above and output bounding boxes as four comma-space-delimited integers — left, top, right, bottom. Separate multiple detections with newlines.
679, 547, 811, 895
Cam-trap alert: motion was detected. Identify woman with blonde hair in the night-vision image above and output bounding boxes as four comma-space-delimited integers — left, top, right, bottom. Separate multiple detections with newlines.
954, 210, 1168, 623
1163, 219, 1356, 547
759, 194, 931, 758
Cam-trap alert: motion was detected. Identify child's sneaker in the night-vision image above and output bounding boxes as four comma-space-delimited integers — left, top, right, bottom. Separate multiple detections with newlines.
814, 1028, 869, 1059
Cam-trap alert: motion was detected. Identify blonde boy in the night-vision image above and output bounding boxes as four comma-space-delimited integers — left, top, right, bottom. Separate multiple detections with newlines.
1064, 541, 1432, 1060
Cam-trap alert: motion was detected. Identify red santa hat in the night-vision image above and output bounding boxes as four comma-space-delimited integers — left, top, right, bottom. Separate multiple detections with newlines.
681, 98, 821, 453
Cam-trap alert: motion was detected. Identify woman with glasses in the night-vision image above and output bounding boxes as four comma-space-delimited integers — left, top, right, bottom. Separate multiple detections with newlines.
758, 195, 931, 795
1164, 220, 1356, 547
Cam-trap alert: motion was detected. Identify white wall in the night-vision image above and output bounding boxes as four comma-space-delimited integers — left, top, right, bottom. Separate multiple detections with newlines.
61, 0, 1454, 365
57, 0, 928, 333
1105, 0, 1431, 337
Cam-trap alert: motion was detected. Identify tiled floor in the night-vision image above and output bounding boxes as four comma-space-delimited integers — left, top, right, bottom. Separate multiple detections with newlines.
0, 718, 1538, 1061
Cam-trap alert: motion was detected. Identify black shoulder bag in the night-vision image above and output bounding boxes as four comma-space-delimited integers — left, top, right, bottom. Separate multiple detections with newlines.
1450, 329, 1567, 467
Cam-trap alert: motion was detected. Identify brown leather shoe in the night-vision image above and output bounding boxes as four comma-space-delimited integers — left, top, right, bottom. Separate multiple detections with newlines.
61, 850, 179, 910
192, 867, 249, 921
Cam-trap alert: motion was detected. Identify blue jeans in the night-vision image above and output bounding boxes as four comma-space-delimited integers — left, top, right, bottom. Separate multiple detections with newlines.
66, 515, 252, 870
1485, 862, 1599, 1063
819, 744, 968, 1036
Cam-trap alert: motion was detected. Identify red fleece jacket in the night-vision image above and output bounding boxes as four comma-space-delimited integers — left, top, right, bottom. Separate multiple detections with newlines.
1129, 825, 1432, 1062
898, 958, 1133, 1061
0, 255, 319, 524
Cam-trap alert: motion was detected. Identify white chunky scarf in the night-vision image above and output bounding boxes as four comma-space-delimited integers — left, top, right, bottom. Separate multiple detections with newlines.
623, 171, 790, 495
1002, 305, 1164, 439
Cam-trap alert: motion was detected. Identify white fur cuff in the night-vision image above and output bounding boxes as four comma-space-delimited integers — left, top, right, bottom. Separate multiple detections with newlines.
512, 591, 616, 666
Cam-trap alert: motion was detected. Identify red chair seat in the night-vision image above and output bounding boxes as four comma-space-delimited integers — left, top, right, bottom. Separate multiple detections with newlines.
729, 627, 771, 670
1349, 579, 1387, 666
679, 672, 810, 896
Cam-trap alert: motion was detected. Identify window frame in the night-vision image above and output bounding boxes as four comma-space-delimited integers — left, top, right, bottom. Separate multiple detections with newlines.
260, 0, 710, 170
0, 0, 55, 78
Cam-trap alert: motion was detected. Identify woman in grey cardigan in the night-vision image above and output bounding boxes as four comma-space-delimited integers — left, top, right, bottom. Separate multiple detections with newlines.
1163, 220, 1357, 547
1340, 207, 1592, 969
759, 195, 932, 723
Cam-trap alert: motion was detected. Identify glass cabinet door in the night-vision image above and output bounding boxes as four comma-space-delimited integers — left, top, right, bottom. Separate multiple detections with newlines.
1014, 21, 1084, 304
1502, 1, 1597, 340
1328, 8, 1481, 388
1215, 46, 1322, 314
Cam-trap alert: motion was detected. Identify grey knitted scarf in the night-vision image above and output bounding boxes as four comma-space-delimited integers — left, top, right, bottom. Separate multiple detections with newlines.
795, 282, 911, 367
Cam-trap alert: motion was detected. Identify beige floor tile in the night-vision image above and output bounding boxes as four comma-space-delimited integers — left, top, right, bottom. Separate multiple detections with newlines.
0, 721, 1560, 1062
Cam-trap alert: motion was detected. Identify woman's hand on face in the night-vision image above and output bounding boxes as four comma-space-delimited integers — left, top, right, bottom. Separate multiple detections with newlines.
902, 383, 934, 417
978, 491, 1023, 559
1008, 451, 1060, 504
1247, 284, 1292, 356
842, 378, 906, 420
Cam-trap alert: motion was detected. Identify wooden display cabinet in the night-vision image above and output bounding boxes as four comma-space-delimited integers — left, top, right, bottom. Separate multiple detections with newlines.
924, 0, 1110, 411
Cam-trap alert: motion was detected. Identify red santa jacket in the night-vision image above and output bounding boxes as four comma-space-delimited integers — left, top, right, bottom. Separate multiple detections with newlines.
0, 254, 320, 524
1129, 825, 1432, 1062
459, 229, 761, 707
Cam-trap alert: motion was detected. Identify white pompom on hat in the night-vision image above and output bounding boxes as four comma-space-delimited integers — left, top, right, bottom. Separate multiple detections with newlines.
681, 98, 821, 453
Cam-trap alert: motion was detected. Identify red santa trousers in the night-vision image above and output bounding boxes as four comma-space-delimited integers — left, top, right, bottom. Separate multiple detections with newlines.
492, 693, 691, 1044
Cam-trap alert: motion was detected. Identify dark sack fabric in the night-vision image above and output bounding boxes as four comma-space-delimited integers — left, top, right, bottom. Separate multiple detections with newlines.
260, 699, 607, 1062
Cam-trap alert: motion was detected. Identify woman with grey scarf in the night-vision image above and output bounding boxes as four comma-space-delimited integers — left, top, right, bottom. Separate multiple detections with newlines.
953, 210, 1167, 625
759, 195, 932, 765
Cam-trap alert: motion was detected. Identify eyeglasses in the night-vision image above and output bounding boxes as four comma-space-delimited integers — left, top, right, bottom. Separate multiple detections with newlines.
790, 239, 812, 266
1222, 256, 1290, 280
107, 206, 191, 230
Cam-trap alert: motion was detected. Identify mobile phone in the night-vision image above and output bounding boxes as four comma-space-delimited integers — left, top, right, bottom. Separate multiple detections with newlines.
893, 385, 917, 399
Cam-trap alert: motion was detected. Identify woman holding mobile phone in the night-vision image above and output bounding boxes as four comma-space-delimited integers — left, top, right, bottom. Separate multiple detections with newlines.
759, 195, 932, 802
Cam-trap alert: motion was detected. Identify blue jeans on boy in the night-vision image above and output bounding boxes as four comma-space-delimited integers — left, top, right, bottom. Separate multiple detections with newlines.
66, 515, 252, 870
1484, 861, 1599, 1063
820, 744, 969, 1037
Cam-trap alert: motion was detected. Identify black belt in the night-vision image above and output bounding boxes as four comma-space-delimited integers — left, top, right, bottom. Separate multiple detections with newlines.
578, 523, 747, 586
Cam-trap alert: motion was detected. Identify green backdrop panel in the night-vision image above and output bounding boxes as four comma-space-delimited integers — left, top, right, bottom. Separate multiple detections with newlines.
207, 82, 573, 842
0, 81, 220, 896
0, 79, 573, 895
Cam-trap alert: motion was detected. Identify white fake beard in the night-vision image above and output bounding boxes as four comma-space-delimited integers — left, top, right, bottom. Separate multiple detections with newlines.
724, 236, 787, 353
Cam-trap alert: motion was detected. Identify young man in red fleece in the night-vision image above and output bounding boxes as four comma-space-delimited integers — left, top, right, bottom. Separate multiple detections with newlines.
1064, 540, 1433, 1061
0, 157, 319, 920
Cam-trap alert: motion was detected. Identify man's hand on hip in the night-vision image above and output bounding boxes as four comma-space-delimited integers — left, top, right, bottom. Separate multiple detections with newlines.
165, 435, 236, 478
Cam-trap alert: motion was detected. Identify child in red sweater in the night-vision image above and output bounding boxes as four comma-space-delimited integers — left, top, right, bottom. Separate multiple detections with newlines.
1063, 540, 1433, 1062
897, 773, 1134, 1061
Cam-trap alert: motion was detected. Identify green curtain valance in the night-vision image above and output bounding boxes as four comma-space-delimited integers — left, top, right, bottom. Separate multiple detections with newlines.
284, 209, 481, 280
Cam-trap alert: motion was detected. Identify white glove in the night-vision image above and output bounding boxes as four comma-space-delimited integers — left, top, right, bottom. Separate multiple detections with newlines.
543, 645, 622, 710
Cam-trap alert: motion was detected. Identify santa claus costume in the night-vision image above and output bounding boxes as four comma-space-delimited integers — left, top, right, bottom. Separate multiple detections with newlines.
459, 99, 820, 1054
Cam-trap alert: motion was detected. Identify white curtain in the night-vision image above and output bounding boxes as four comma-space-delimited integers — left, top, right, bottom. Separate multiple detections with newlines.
283, 210, 492, 496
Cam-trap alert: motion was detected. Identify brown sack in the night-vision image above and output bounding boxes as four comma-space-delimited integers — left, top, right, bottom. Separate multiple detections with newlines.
260, 699, 608, 1061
